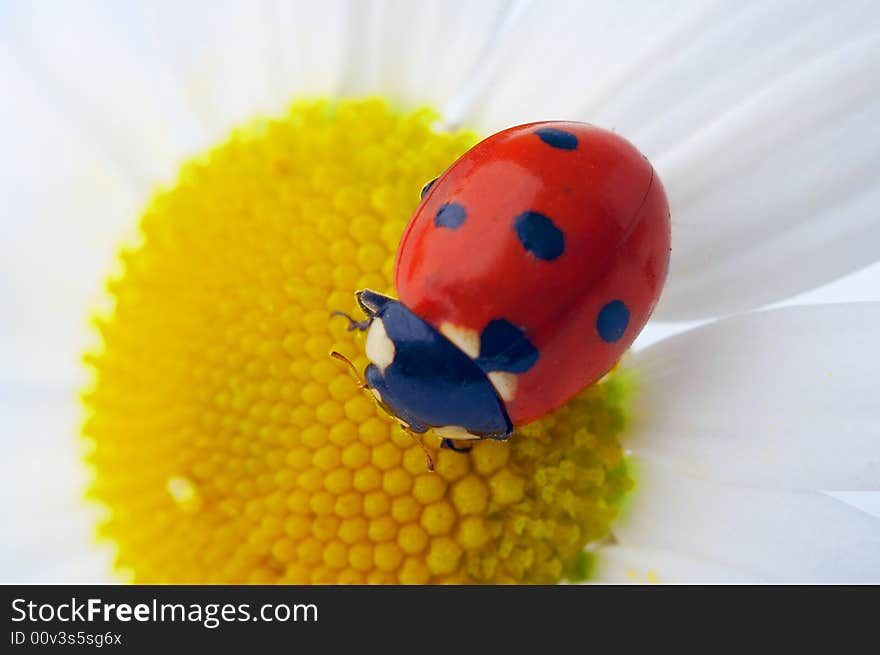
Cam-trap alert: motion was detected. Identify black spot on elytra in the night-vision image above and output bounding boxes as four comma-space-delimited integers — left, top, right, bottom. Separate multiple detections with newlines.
535, 127, 578, 150
514, 211, 565, 261
435, 202, 467, 229
475, 319, 538, 374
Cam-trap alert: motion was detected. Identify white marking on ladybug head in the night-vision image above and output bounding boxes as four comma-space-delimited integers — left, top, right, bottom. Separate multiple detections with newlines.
434, 425, 481, 440
365, 317, 395, 374
439, 322, 480, 359
487, 371, 517, 402
370, 388, 384, 403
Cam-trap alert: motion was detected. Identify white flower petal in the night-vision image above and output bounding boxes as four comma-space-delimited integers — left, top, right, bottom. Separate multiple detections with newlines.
7, 0, 212, 186
6, 0, 353, 172
447, 0, 702, 129
457, 0, 880, 318
141, 0, 353, 132
0, 384, 114, 583
615, 454, 880, 582
826, 491, 880, 520
653, 29, 880, 319
340, 0, 521, 114
591, 545, 762, 583
0, 49, 142, 383
626, 303, 880, 491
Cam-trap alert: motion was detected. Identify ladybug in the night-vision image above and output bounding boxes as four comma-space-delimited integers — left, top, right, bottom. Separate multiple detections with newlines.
333, 122, 670, 466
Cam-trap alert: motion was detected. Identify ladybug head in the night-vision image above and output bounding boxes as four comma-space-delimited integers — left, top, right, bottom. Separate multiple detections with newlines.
339, 290, 513, 444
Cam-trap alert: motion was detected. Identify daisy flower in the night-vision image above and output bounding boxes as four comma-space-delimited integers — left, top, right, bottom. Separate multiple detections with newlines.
2, 0, 879, 584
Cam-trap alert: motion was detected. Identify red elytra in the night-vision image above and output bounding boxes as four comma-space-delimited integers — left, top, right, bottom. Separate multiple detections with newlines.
394, 121, 670, 425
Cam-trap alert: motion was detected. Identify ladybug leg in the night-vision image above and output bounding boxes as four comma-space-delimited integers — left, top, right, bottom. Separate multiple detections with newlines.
402, 425, 435, 472
331, 310, 371, 332
441, 438, 473, 454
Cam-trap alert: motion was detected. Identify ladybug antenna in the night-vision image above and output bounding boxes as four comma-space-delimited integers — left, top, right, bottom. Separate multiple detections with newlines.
330, 311, 371, 332
402, 426, 435, 472
330, 351, 368, 389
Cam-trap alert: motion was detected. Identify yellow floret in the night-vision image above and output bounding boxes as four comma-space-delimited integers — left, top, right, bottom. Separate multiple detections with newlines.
82, 98, 633, 584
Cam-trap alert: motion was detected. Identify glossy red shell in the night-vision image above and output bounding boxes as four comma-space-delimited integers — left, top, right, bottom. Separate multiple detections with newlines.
394, 122, 670, 425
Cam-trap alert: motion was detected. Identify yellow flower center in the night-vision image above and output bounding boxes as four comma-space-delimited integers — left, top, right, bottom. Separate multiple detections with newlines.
82, 98, 633, 584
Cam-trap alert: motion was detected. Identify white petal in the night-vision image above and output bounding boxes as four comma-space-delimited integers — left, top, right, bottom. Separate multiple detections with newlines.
340, 0, 519, 113
447, 0, 705, 129
6, 0, 354, 174
616, 454, 880, 582
826, 492, 880, 521
0, 49, 142, 383
627, 304, 880, 491
7, 0, 212, 186
653, 29, 880, 319
778, 260, 880, 308
591, 545, 762, 583
0, 384, 114, 583
458, 0, 880, 318
139, 0, 352, 132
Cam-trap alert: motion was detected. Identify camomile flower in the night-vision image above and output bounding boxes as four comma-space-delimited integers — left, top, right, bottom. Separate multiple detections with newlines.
2, 0, 879, 584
